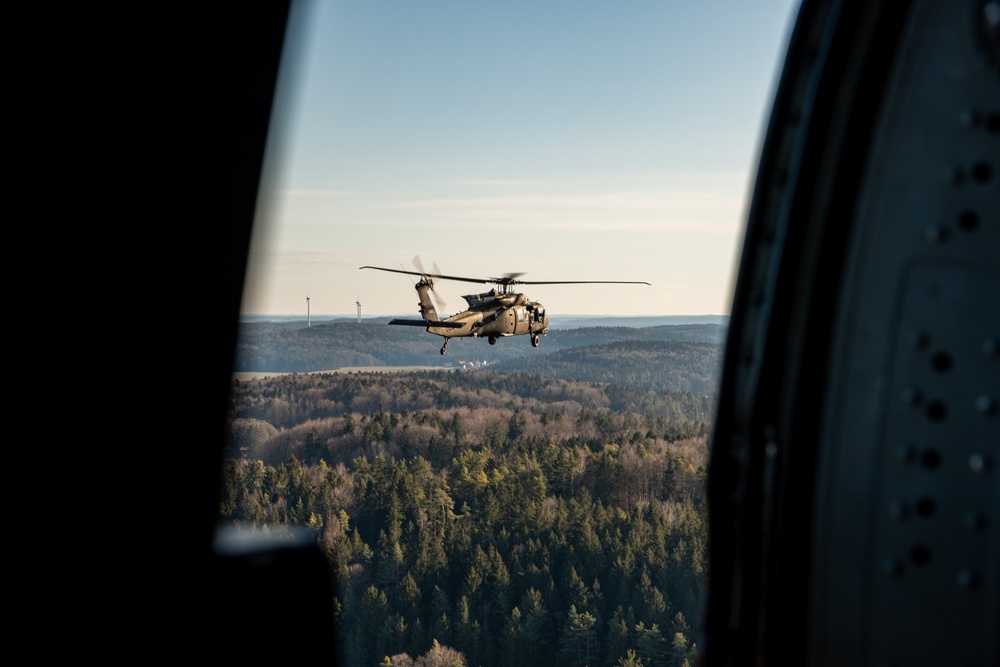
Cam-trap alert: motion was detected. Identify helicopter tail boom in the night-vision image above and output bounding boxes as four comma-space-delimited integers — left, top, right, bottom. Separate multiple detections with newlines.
388, 318, 464, 328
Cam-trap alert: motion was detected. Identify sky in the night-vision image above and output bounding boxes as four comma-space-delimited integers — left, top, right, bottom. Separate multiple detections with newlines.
242, 0, 800, 318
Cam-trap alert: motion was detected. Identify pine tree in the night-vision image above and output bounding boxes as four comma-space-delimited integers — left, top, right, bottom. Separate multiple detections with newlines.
500, 606, 524, 667
376, 529, 406, 590
635, 622, 667, 667
605, 606, 630, 666
559, 605, 597, 667
521, 588, 549, 667
617, 649, 645, 667
377, 613, 408, 661
670, 632, 690, 667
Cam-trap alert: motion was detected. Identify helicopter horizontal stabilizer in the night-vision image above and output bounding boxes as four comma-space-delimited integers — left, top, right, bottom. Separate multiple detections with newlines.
388, 318, 464, 328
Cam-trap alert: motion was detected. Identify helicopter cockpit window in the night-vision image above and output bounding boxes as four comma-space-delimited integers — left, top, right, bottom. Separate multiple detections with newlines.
463, 293, 491, 308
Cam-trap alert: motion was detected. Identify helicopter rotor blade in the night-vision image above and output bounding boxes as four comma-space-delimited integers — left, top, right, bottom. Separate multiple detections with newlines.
362, 265, 496, 285
360, 265, 650, 288
511, 280, 651, 285
430, 261, 447, 311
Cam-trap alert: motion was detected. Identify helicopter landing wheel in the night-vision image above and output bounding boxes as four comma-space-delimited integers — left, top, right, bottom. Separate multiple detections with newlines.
441, 339, 448, 355
488, 336, 497, 345
531, 334, 540, 347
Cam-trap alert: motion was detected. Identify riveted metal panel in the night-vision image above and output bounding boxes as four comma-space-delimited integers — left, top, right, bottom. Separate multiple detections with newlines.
867, 263, 999, 665
807, 1, 999, 665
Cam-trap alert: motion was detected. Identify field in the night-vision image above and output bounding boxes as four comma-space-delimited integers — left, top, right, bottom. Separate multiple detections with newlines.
232, 366, 454, 381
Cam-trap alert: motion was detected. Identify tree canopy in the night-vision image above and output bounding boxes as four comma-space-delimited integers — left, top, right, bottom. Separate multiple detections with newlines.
222, 366, 709, 666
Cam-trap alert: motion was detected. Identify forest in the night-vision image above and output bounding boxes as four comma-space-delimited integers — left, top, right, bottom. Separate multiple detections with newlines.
221, 324, 722, 667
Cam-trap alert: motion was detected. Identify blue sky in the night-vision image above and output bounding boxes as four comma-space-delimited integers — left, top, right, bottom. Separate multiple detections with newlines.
242, 0, 800, 317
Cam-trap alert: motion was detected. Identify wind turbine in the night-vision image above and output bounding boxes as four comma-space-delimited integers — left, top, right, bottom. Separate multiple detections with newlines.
307, 295, 311, 327
356, 296, 362, 323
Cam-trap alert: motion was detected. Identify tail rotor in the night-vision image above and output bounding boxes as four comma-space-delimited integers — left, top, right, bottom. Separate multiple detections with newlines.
413, 255, 447, 312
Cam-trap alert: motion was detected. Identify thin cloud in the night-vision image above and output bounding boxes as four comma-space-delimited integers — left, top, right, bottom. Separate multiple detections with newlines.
372, 190, 745, 232
273, 188, 362, 197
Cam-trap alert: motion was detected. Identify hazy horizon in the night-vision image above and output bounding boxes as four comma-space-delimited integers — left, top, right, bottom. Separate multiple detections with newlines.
240, 313, 730, 326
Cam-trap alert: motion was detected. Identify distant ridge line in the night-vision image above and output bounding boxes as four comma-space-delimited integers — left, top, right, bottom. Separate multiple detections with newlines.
240, 314, 729, 329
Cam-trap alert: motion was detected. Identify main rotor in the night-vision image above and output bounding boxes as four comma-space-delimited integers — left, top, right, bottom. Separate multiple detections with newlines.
360, 264, 650, 294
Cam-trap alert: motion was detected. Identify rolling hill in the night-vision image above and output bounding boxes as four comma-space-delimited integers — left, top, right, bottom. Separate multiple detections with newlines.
233, 320, 726, 395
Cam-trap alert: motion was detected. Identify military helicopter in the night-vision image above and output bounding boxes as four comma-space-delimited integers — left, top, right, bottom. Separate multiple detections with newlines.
361, 259, 650, 354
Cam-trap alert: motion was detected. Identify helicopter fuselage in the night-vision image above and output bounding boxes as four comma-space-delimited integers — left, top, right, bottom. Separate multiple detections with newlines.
428, 288, 548, 340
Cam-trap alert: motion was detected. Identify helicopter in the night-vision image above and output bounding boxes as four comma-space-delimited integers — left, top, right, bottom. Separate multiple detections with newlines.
361, 259, 650, 354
